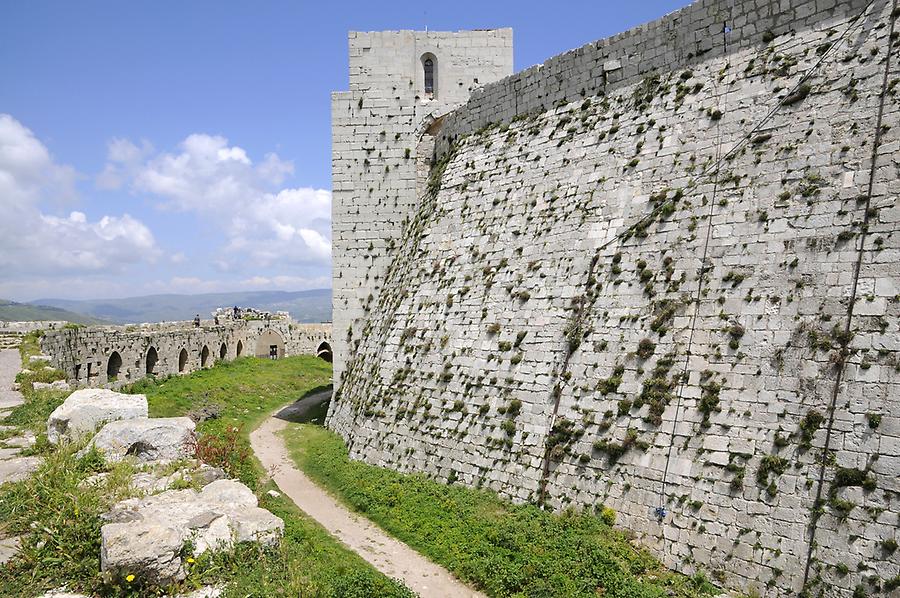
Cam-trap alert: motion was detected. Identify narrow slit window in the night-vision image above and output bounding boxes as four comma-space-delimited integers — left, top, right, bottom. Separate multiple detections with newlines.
424, 58, 434, 96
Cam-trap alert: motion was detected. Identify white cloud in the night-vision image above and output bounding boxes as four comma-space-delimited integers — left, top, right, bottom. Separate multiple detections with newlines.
95, 137, 154, 190
0, 113, 77, 208
112, 133, 331, 271
0, 114, 160, 285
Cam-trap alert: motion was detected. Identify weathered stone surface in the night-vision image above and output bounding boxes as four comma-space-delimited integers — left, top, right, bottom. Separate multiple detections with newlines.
28, 354, 51, 365
329, 2, 900, 596
3, 431, 36, 449
82, 462, 225, 495
32, 380, 70, 391
46, 388, 147, 444
101, 479, 283, 584
83, 417, 195, 463
0, 535, 20, 565
0, 456, 40, 484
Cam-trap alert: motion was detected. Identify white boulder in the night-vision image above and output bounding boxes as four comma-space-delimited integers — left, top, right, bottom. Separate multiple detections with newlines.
28, 355, 51, 365
46, 389, 147, 444
101, 479, 283, 584
83, 417, 195, 463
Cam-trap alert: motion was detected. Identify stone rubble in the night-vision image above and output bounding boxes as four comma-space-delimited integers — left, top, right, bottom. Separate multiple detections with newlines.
46, 388, 148, 444
82, 417, 196, 463
100, 479, 284, 585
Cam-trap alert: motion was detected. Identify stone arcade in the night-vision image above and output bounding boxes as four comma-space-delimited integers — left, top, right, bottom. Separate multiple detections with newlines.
39, 316, 331, 388
328, 1, 900, 596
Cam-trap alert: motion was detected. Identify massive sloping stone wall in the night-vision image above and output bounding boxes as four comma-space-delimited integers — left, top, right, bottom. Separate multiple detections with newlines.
40, 320, 331, 387
329, 1, 900, 595
331, 29, 514, 385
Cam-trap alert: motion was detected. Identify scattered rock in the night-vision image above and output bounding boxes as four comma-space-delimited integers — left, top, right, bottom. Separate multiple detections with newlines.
37, 589, 89, 598
101, 479, 283, 584
28, 355, 51, 365
82, 462, 225, 495
11, 383, 19, 391
0, 535, 21, 564
47, 388, 148, 444
266, 489, 281, 498
32, 380, 70, 391
177, 585, 223, 598
0, 455, 41, 484
186, 402, 221, 424
83, 417, 195, 463
3, 432, 36, 449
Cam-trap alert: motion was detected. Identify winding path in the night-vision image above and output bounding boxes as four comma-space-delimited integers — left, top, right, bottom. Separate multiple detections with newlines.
250, 392, 484, 598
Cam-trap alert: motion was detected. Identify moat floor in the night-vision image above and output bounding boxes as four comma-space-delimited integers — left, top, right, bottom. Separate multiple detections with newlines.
250, 392, 484, 598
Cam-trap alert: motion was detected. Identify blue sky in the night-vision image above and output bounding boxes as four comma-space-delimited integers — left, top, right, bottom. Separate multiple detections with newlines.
0, 0, 690, 302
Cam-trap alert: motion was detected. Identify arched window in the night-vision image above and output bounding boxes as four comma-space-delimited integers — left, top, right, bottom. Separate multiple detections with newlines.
422, 54, 436, 99
146, 347, 158, 375
424, 58, 434, 95
107, 351, 122, 380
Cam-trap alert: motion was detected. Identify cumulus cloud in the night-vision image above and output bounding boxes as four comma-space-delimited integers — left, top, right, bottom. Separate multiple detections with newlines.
112, 133, 331, 271
0, 114, 160, 282
95, 137, 154, 190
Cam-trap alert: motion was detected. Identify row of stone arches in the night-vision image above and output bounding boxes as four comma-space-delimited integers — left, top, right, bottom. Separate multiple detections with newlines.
101, 333, 330, 383
105, 339, 249, 380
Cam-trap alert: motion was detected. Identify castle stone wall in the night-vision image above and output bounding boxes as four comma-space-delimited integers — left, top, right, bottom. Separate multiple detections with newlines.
40, 320, 331, 387
329, 1, 900, 595
331, 29, 513, 385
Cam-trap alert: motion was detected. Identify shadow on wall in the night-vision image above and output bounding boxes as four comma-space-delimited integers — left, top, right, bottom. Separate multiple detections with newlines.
316, 341, 333, 363
255, 329, 285, 360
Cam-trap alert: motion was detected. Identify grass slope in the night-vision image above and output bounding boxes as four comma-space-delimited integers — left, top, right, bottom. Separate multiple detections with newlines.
0, 353, 414, 597
0, 299, 107, 325
283, 424, 720, 598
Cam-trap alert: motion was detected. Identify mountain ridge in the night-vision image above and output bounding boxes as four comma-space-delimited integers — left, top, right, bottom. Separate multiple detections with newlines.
28, 289, 332, 324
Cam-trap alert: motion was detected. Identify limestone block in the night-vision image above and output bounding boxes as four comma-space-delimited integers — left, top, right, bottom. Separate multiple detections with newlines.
101, 480, 283, 585
83, 417, 196, 463
47, 389, 147, 444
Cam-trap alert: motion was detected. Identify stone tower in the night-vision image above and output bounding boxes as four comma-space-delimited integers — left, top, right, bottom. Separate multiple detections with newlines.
330, 29, 513, 384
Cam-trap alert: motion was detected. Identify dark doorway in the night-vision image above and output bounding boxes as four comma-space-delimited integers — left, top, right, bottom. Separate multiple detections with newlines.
146, 347, 159, 375
107, 351, 122, 380
316, 341, 333, 363
201, 345, 210, 367
269, 345, 278, 360
178, 348, 188, 373
219, 342, 227, 360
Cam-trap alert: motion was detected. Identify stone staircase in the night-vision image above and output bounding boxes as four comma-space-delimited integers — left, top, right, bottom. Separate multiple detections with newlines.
0, 332, 22, 351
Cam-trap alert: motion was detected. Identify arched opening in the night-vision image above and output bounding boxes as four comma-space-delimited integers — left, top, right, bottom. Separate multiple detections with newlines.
178, 348, 188, 373
146, 347, 159, 375
107, 351, 122, 380
255, 330, 284, 360
422, 53, 437, 99
200, 345, 210, 368
236, 340, 243, 357
219, 342, 227, 360
316, 341, 333, 363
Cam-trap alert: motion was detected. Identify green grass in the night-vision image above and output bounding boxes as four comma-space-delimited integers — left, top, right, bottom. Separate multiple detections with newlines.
0, 355, 415, 597
283, 424, 719, 598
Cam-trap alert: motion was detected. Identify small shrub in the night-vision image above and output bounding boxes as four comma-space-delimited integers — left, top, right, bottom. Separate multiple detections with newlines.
193, 426, 250, 480
636, 338, 656, 360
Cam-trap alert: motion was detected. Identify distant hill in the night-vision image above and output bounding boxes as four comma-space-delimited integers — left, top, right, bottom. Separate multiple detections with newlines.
0, 299, 109, 325
30, 289, 332, 324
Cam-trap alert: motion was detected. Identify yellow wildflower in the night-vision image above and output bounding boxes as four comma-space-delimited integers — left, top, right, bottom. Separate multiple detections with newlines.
187, 557, 195, 563
126, 574, 135, 583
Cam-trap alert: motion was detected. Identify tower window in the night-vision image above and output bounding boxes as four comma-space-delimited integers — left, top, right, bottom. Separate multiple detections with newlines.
422, 55, 435, 98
